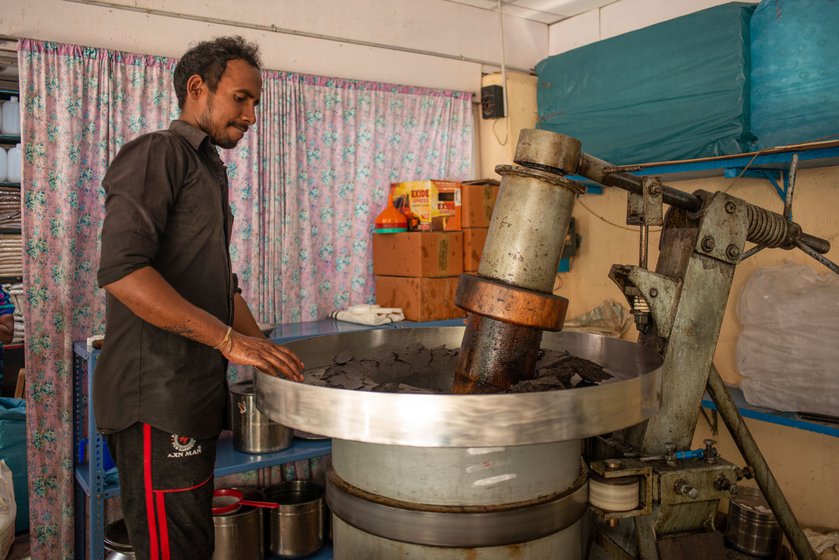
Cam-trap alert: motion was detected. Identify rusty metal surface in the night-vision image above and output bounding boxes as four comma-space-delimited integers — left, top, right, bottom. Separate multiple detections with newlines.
513, 128, 582, 176
452, 314, 543, 393
615, 194, 742, 454
454, 273, 569, 331
609, 266, 682, 341
456, 152, 581, 396
480, 166, 580, 292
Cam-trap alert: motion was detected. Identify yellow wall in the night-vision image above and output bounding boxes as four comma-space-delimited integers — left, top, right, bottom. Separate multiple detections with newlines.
479, 121, 839, 530
477, 71, 538, 178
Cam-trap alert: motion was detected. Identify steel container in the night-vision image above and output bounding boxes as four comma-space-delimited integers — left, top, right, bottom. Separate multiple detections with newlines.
212, 487, 264, 560
726, 487, 782, 557
265, 481, 325, 558
104, 519, 135, 560
230, 380, 292, 454
212, 506, 262, 560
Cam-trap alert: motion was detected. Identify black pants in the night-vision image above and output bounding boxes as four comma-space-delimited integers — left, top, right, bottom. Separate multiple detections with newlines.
106, 423, 218, 560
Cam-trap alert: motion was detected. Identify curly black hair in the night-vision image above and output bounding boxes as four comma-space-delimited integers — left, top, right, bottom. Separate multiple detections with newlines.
173, 36, 261, 109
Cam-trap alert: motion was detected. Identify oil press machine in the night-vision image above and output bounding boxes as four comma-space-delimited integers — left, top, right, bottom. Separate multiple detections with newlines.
256, 128, 836, 559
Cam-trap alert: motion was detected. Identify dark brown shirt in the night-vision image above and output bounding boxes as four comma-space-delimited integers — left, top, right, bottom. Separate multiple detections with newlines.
94, 120, 235, 439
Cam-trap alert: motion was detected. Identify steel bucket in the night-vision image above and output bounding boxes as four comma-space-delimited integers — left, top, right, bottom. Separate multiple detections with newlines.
104, 519, 135, 560
726, 487, 782, 558
229, 380, 292, 454
212, 487, 264, 560
265, 481, 324, 558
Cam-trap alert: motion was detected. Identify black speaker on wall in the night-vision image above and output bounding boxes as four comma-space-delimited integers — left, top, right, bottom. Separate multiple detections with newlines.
481, 85, 506, 119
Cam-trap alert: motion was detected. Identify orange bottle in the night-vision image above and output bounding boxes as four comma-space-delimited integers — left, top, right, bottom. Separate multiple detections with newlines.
374, 190, 408, 233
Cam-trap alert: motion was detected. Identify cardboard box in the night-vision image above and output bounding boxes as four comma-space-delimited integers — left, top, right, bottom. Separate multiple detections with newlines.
391, 180, 461, 231
373, 232, 463, 277
375, 276, 466, 322
461, 181, 500, 228
462, 228, 488, 272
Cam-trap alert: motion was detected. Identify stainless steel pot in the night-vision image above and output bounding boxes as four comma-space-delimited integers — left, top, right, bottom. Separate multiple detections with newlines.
265, 481, 324, 558
726, 487, 782, 558
212, 487, 265, 560
104, 519, 135, 560
213, 508, 263, 559
230, 380, 293, 454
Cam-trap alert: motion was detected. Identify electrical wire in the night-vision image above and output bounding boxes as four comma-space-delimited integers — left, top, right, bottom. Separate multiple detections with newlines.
492, 0, 509, 146
491, 115, 508, 146
575, 196, 662, 233
577, 146, 768, 231
722, 149, 766, 193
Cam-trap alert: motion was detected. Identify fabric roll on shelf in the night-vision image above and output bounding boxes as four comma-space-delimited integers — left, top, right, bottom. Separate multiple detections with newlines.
0, 188, 20, 230
0, 235, 22, 279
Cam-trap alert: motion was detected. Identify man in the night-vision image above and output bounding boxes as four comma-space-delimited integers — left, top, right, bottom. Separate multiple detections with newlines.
94, 36, 303, 560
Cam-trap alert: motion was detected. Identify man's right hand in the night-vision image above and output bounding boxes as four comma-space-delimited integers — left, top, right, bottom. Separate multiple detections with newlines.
222, 333, 305, 382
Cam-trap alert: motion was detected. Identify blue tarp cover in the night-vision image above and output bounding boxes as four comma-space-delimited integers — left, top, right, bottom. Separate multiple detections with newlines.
0, 397, 27, 533
750, 0, 839, 148
536, 3, 756, 165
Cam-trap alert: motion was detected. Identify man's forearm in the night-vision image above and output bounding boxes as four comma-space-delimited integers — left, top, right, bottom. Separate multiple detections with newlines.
103, 266, 305, 381
103, 266, 229, 348
233, 292, 265, 338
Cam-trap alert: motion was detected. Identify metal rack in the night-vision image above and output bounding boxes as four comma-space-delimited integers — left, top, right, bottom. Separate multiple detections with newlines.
72, 318, 464, 559
72, 340, 333, 559
701, 388, 839, 439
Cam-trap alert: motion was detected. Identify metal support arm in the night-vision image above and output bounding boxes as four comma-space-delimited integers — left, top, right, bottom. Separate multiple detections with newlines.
706, 366, 817, 560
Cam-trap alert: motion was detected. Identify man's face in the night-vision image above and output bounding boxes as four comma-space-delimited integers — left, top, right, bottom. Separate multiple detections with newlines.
196, 59, 262, 149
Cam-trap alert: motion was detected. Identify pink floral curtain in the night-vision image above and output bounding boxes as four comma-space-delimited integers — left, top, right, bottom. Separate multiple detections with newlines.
239, 71, 474, 322
18, 38, 473, 558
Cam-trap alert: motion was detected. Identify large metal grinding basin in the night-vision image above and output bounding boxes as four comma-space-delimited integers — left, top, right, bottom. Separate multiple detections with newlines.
255, 327, 662, 559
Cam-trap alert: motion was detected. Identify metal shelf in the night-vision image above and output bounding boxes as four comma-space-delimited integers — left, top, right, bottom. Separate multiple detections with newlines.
215, 434, 331, 477
72, 318, 463, 559
73, 464, 121, 500
73, 343, 333, 560
577, 141, 839, 201
73, 436, 332, 500
701, 387, 839, 439
267, 542, 332, 560
619, 142, 839, 181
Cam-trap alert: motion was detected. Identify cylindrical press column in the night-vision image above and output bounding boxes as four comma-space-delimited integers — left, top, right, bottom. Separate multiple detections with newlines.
328, 439, 587, 559
454, 130, 584, 392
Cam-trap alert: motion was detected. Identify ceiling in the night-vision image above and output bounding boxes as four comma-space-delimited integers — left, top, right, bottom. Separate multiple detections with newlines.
445, 0, 618, 25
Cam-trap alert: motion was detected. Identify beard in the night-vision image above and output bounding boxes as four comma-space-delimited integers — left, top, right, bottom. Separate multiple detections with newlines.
198, 96, 241, 149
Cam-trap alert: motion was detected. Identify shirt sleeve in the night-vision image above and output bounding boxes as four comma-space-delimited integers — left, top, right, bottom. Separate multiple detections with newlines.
97, 133, 188, 288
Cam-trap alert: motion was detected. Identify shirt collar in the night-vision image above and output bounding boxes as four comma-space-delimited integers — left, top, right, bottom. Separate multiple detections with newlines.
169, 120, 210, 151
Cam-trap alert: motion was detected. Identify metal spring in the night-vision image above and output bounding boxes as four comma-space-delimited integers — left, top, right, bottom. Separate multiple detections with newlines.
746, 204, 792, 248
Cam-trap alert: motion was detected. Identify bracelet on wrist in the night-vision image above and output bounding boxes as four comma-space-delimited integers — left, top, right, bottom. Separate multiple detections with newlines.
213, 325, 233, 352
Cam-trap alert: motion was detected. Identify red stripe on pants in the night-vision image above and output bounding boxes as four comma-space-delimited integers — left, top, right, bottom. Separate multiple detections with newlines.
143, 423, 160, 560
155, 491, 171, 559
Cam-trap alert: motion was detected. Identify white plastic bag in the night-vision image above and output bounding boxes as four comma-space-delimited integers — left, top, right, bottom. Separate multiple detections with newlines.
0, 460, 15, 560
736, 263, 839, 416
330, 304, 405, 326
